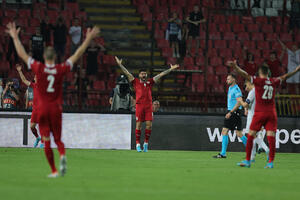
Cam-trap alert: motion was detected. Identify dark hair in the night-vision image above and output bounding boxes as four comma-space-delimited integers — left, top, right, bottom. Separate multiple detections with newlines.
228, 73, 237, 80
258, 65, 270, 76
247, 52, 254, 61
139, 69, 147, 73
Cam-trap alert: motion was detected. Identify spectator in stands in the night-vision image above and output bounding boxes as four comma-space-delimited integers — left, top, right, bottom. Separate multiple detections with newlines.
1, 79, 19, 109
186, 5, 206, 56
0, 78, 3, 108
53, 17, 67, 63
153, 100, 162, 112
279, 39, 300, 93
69, 18, 82, 55
265, 50, 285, 77
243, 47, 257, 76
40, 17, 52, 46
86, 39, 106, 77
289, 0, 300, 34
167, 12, 182, 58
179, 23, 189, 58
30, 27, 45, 62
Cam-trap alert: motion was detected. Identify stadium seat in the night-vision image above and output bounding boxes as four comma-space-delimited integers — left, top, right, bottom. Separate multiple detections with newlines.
265, 8, 278, 17
265, 33, 277, 41
233, 24, 245, 32
251, 33, 264, 41
223, 32, 235, 40
18, 9, 31, 18
219, 49, 232, 58
207, 49, 218, 57
214, 40, 227, 49
219, 24, 231, 32
280, 33, 293, 42
247, 23, 259, 32
243, 41, 256, 50
5, 9, 17, 18
102, 55, 116, 65
257, 41, 270, 50
261, 24, 274, 33
156, 39, 169, 48
228, 40, 241, 49
213, 15, 226, 23
154, 29, 164, 39
237, 32, 250, 40
227, 15, 240, 24
195, 57, 205, 66
210, 57, 222, 66
167, 57, 177, 65
209, 32, 221, 40
162, 48, 172, 57
93, 81, 106, 90
66, 2, 79, 11
183, 57, 194, 66
255, 16, 268, 24
251, 8, 264, 17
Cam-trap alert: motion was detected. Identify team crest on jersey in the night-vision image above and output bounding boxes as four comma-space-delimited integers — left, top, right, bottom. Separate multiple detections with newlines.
265, 80, 271, 84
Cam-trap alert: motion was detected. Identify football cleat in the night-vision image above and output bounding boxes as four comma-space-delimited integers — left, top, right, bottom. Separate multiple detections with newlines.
264, 162, 274, 169
60, 155, 67, 177
213, 153, 227, 158
34, 137, 41, 148
47, 172, 59, 178
237, 160, 251, 168
40, 143, 44, 148
143, 143, 148, 152
136, 144, 142, 152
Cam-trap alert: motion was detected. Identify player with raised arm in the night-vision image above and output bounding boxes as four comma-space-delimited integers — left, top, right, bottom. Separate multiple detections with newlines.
16, 64, 43, 148
227, 60, 300, 168
6, 22, 100, 177
237, 80, 269, 162
115, 56, 179, 152
213, 73, 248, 158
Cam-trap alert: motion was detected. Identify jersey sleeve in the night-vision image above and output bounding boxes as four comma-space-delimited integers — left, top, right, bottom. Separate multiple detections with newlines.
132, 78, 138, 87
235, 87, 242, 98
272, 77, 282, 87
246, 90, 255, 105
61, 59, 73, 74
149, 78, 155, 87
27, 57, 40, 73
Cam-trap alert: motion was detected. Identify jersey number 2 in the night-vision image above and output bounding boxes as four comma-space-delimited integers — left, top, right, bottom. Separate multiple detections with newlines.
262, 85, 273, 100
47, 75, 55, 93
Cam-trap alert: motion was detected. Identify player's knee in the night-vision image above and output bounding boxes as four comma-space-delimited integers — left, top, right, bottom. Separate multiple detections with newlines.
43, 136, 50, 142
136, 122, 142, 130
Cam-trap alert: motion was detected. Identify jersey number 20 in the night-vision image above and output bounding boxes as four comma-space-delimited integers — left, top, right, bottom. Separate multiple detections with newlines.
47, 75, 55, 93
262, 85, 273, 100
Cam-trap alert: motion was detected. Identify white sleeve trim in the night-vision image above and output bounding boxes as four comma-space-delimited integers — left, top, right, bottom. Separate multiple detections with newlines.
27, 57, 34, 70
250, 76, 254, 84
66, 59, 73, 70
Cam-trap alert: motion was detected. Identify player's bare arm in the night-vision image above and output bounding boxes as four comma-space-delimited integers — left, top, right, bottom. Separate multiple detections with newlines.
279, 65, 300, 81
16, 64, 31, 87
25, 90, 29, 109
278, 38, 288, 51
68, 26, 100, 65
226, 60, 251, 81
153, 64, 179, 83
115, 56, 135, 82
225, 97, 242, 119
5, 22, 30, 64
237, 98, 249, 109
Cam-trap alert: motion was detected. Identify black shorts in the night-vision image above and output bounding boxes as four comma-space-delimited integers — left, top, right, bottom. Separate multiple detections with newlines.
224, 110, 242, 131
188, 25, 200, 37
169, 34, 178, 42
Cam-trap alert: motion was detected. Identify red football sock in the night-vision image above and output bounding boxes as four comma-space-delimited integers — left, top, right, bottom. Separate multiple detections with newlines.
31, 127, 39, 138
144, 129, 152, 143
267, 136, 275, 162
246, 135, 254, 161
54, 139, 65, 157
135, 129, 141, 144
44, 141, 57, 173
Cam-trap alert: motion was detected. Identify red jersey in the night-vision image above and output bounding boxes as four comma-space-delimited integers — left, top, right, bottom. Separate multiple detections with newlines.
251, 76, 281, 112
244, 61, 258, 76
28, 57, 72, 105
266, 59, 281, 77
132, 78, 155, 105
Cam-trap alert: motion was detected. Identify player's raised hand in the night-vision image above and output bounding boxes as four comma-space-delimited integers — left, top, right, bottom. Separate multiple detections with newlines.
226, 60, 237, 68
86, 26, 100, 40
5, 22, 21, 39
115, 56, 122, 66
16, 64, 22, 72
170, 64, 179, 70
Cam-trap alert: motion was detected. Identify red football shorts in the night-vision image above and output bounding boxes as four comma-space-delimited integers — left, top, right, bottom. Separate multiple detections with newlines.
135, 103, 153, 122
38, 103, 62, 139
250, 111, 278, 132
30, 108, 39, 124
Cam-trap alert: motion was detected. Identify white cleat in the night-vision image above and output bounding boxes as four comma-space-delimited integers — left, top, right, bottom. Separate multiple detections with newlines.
47, 172, 59, 178
60, 155, 67, 177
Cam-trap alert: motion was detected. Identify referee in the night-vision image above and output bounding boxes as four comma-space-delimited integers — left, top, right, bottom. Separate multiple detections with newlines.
213, 73, 248, 158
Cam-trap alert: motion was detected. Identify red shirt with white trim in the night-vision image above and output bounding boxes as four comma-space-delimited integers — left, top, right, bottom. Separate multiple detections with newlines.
251, 76, 281, 112
132, 78, 155, 105
27, 57, 72, 105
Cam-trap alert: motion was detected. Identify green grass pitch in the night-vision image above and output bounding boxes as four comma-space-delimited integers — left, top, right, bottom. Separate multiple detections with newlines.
1, 148, 300, 200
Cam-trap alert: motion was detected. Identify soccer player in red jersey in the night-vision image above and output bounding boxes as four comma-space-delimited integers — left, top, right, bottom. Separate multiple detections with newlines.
226, 60, 300, 168
16, 64, 43, 148
6, 22, 100, 177
115, 56, 179, 152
